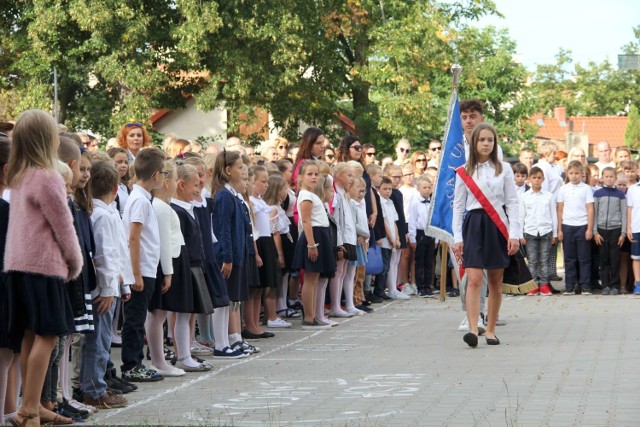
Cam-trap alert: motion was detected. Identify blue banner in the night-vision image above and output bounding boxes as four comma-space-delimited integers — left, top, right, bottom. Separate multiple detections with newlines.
426, 93, 465, 245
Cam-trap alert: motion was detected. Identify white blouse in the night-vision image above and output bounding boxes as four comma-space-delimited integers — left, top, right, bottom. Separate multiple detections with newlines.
452, 160, 521, 244
153, 198, 184, 275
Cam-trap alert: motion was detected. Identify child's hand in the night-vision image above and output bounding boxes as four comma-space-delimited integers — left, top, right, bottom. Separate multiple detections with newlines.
618, 235, 626, 247
93, 295, 114, 314
520, 238, 526, 246
132, 275, 144, 292
121, 293, 131, 302
277, 253, 285, 268
558, 230, 563, 242
628, 230, 635, 243
395, 239, 401, 248
551, 237, 557, 245
593, 233, 603, 246
256, 254, 263, 268
162, 275, 172, 294
221, 262, 233, 279
410, 243, 416, 250
585, 229, 593, 240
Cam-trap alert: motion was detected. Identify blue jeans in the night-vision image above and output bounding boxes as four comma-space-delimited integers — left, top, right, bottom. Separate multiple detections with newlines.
374, 248, 392, 296
81, 298, 116, 399
524, 231, 552, 284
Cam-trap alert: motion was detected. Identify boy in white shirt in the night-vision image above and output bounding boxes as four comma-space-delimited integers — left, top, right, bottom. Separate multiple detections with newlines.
626, 178, 640, 294
82, 160, 133, 408
121, 147, 166, 381
408, 175, 436, 298
519, 167, 557, 296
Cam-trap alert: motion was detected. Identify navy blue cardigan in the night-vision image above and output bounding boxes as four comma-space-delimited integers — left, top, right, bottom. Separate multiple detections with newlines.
212, 189, 251, 266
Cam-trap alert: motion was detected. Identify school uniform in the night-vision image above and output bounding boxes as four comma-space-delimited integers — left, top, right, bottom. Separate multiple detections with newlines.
408, 195, 435, 292
519, 188, 557, 285
452, 161, 521, 269
121, 184, 161, 373
193, 197, 230, 308
557, 182, 594, 292
626, 184, 640, 260
390, 189, 408, 250
374, 195, 399, 296
70, 203, 96, 332
593, 186, 627, 289
251, 196, 280, 288
212, 185, 250, 302
116, 182, 130, 217
292, 189, 336, 277
167, 200, 214, 314
280, 190, 298, 273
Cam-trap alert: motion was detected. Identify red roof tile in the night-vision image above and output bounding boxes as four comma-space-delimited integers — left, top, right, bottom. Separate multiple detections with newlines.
529, 112, 629, 147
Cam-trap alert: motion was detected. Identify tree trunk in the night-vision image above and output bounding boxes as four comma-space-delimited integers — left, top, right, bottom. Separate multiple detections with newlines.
352, 42, 372, 141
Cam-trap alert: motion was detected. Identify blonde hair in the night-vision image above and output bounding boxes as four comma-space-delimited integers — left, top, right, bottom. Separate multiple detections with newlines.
317, 160, 331, 176
173, 159, 198, 182
346, 160, 364, 175
331, 162, 352, 179
366, 163, 382, 176
164, 136, 192, 159
538, 141, 557, 158
263, 174, 288, 206
54, 160, 73, 184
8, 109, 60, 187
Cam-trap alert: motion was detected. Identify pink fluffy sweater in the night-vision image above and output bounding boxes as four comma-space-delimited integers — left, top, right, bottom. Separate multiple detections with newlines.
4, 168, 83, 281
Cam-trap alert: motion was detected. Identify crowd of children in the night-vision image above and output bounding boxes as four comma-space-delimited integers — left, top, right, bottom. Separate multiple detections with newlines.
1, 106, 637, 425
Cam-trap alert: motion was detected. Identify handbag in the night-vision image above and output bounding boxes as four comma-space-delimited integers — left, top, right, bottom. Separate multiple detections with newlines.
365, 229, 384, 275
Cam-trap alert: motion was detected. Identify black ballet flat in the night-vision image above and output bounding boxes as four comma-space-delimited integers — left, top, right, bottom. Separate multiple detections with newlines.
486, 336, 500, 345
463, 332, 478, 348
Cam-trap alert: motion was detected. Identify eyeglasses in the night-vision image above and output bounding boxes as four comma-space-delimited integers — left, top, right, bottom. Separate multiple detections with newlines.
416, 158, 427, 162
399, 147, 411, 154
366, 152, 376, 157
350, 145, 362, 151
430, 147, 442, 151
325, 154, 335, 160
126, 123, 142, 128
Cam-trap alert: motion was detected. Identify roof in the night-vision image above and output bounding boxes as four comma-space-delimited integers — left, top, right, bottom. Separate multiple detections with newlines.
530, 112, 629, 147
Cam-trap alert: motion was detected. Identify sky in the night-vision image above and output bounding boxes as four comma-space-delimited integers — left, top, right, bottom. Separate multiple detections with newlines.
474, 0, 639, 70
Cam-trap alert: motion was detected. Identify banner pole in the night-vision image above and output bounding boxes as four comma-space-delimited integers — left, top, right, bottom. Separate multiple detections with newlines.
440, 243, 448, 302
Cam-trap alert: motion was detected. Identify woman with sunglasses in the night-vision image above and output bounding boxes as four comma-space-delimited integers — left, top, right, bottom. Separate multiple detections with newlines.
427, 139, 442, 168
324, 146, 336, 165
361, 144, 377, 166
117, 123, 152, 163
410, 151, 428, 180
394, 138, 412, 165
274, 137, 289, 160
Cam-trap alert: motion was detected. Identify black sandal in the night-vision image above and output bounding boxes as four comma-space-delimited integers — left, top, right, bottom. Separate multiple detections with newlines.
463, 332, 478, 348
486, 336, 500, 345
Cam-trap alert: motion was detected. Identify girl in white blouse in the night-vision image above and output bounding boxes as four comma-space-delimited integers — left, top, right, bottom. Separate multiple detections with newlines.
452, 123, 520, 348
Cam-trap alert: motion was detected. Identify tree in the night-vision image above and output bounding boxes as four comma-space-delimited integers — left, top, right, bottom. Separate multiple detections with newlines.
626, 105, 640, 149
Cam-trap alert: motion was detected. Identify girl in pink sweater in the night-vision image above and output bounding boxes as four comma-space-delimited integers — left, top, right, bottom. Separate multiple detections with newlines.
4, 110, 82, 427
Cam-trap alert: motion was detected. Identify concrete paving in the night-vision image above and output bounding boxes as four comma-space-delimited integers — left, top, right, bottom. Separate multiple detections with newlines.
93, 293, 640, 426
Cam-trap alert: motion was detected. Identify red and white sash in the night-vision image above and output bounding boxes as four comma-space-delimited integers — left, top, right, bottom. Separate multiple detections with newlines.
455, 166, 510, 241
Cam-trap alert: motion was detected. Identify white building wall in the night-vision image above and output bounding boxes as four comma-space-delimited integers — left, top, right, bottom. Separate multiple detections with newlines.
154, 98, 227, 142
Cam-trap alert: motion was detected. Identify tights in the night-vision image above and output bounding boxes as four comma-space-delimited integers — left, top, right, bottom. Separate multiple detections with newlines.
316, 277, 329, 322
213, 307, 230, 351
196, 314, 213, 344
386, 249, 402, 292
174, 313, 199, 368
0, 349, 13, 424
329, 259, 348, 314
342, 264, 356, 311
58, 335, 73, 400
145, 310, 173, 371
277, 273, 289, 312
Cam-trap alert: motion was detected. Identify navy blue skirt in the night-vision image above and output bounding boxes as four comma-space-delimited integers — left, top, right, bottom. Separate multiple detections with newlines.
7, 272, 75, 339
462, 210, 509, 269
219, 255, 250, 302
292, 226, 336, 278
256, 236, 280, 288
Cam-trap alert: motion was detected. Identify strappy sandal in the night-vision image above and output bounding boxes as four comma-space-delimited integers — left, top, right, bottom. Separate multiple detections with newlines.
9, 411, 40, 427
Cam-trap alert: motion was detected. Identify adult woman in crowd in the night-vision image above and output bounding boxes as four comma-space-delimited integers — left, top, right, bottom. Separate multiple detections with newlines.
324, 146, 336, 165
394, 138, 411, 165
410, 150, 427, 180
361, 144, 377, 166
117, 122, 152, 163
568, 147, 587, 166
275, 137, 289, 160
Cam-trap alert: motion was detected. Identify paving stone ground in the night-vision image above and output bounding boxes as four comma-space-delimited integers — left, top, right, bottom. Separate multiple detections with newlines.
93, 292, 640, 426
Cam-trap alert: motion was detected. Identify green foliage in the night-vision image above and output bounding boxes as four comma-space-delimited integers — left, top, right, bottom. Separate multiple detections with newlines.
626, 105, 640, 149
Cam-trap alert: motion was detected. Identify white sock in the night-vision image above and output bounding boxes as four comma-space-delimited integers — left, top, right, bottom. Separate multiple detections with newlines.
343, 264, 357, 310
175, 312, 198, 367
316, 278, 329, 321
228, 333, 242, 345
213, 307, 230, 351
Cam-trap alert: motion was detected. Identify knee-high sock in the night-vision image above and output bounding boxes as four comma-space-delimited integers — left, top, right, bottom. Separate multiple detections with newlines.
145, 310, 170, 370
213, 306, 230, 351
330, 259, 347, 312
175, 312, 198, 367
316, 277, 329, 321
277, 272, 289, 312
196, 314, 213, 343
59, 335, 72, 400
342, 264, 357, 310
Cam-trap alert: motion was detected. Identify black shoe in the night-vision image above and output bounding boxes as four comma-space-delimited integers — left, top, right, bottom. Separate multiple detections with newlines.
448, 288, 460, 297
418, 288, 435, 298
367, 293, 383, 303
486, 336, 500, 345
355, 304, 373, 313
107, 376, 134, 394
376, 293, 392, 301
72, 387, 83, 402
242, 330, 275, 339
549, 274, 563, 281
463, 332, 478, 348
361, 299, 372, 306
60, 398, 89, 419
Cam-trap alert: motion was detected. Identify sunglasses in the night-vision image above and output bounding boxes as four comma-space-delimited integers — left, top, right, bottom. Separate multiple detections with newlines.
366, 152, 376, 157
430, 147, 442, 151
277, 145, 287, 150
399, 147, 411, 154
416, 158, 427, 162
126, 123, 142, 128
350, 145, 362, 151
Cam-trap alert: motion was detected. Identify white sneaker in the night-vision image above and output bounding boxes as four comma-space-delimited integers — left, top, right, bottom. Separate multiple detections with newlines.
390, 289, 410, 300
402, 283, 415, 296
346, 307, 365, 316
458, 316, 469, 331
267, 318, 292, 328
150, 365, 186, 377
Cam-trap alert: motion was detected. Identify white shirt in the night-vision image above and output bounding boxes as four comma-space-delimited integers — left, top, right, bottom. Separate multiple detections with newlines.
515, 184, 527, 199
117, 183, 129, 216
91, 199, 134, 298
534, 159, 562, 197
399, 185, 419, 219
153, 198, 183, 275
171, 198, 195, 219
123, 184, 161, 278
557, 182, 594, 226
1, 189, 9, 202
595, 161, 616, 177
519, 189, 557, 237
333, 186, 357, 245
297, 189, 329, 228
626, 184, 640, 233
250, 196, 273, 238
408, 195, 430, 244
452, 161, 521, 244
351, 199, 370, 241
381, 196, 399, 249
